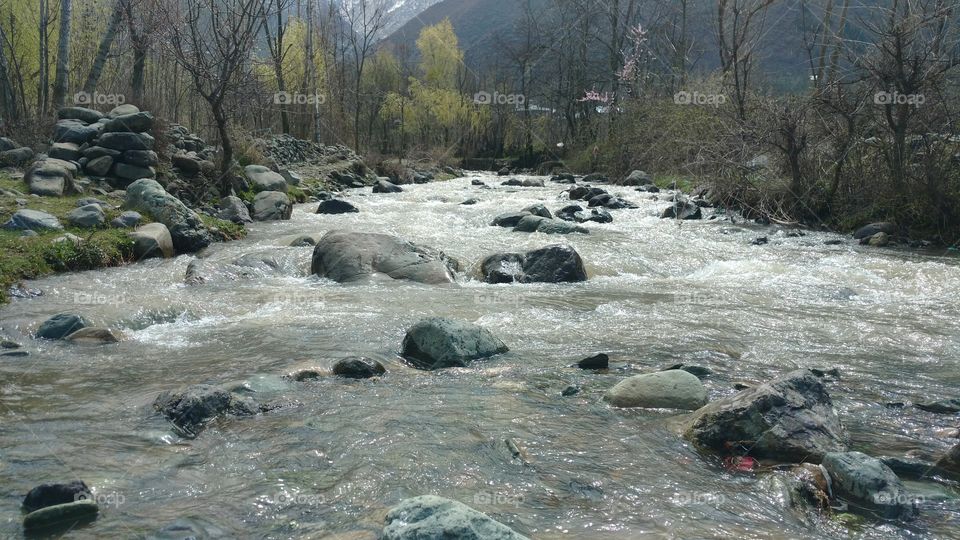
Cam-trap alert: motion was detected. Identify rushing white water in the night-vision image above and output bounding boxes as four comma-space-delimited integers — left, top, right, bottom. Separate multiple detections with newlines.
1, 173, 958, 538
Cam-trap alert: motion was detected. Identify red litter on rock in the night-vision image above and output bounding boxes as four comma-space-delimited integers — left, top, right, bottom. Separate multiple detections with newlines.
723, 456, 757, 473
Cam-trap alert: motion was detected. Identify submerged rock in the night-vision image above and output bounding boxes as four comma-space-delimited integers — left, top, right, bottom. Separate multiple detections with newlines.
23, 500, 99, 531
481, 245, 587, 284
915, 399, 960, 414
603, 370, 707, 410
153, 384, 260, 436
400, 317, 509, 370
382, 495, 528, 540
316, 199, 359, 214
683, 369, 846, 463
821, 451, 917, 520
311, 231, 457, 284
65, 327, 120, 344
578, 353, 609, 370
36, 313, 89, 340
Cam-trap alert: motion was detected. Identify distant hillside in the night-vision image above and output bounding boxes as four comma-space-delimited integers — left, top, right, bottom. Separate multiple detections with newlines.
383, 0, 874, 91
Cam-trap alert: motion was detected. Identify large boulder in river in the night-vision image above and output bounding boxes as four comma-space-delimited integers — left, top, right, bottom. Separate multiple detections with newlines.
373, 179, 403, 193
400, 317, 509, 370
622, 170, 652, 186
153, 384, 260, 436
661, 200, 702, 220
129, 223, 174, 259
481, 245, 587, 284
217, 196, 253, 224
126, 179, 211, 253
317, 199, 359, 214
604, 370, 707, 410
311, 231, 457, 284
22, 481, 92, 512
683, 369, 846, 463
3, 209, 63, 231
244, 165, 288, 193
383, 495, 528, 540
821, 451, 916, 520
36, 313, 90, 340
251, 191, 292, 221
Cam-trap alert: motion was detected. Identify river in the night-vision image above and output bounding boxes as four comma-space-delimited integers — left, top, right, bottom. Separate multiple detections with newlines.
1, 173, 958, 538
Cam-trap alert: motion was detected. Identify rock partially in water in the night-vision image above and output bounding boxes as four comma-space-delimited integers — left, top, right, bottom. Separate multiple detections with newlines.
36, 313, 90, 340
821, 451, 917, 520
491, 212, 530, 228
502, 178, 543, 188
311, 231, 457, 284
252, 191, 292, 221
400, 317, 509, 370
683, 369, 847, 463
332, 357, 386, 379
664, 364, 712, 379
126, 179, 211, 253
861, 232, 890, 247
481, 245, 587, 284
23, 500, 99, 532
578, 353, 609, 370
374, 179, 403, 193
217, 196, 252, 224
153, 384, 260, 436
603, 370, 707, 410
520, 203, 552, 219
661, 199, 702, 220
623, 170, 652, 186
23, 480, 91, 512
853, 222, 896, 240
513, 215, 588, 235
130, 223, 175, 259
65, 327, 120, 344
382, 495, 528, 540
317, 199, 359, 214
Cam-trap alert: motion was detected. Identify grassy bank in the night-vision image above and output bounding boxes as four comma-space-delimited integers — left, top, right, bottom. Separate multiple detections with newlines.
0, 173, 244, 303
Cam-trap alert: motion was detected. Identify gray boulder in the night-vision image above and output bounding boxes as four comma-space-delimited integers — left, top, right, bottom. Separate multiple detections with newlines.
520, 204, 552, 219
113, 163, 155, 182
623, 170, 652, 186
683, 369, 846, 463
383, 495, 528, 540
57, 106, 103, 124
251, 191, 292, 221
47, 142, 81, 162
23, 500, 99, 531
108, 104, 139, 117
82, 146, 121, 160
97, 132, 154, 152
26, 161, 75, 197
65, 327, 120, 344
332, 357, 386, 379
245, 165, 288, 193
125, 179, 211, 253
513, 215, 588, 234
0, 146, 34, 166
822, 451, 916, 520
22, 480, 92, 512
481, 245, 587, 284
491, 212, 530, 228
0, 136, 16, 151
171, 153, 202, 177
36, 313, 90, 340
54, 120, 99, 144
310, 231, 457, 284
103, 111, 154, 133
4, 209, 63, 231
66, 204, 106, 228
85, 155, 114, 177
153, 384, 259, 436
603, 370, 707, 410
217, 196, 253, 224
123, 150, 158, 168
400, 317, 509, 370
130, 223, 175, 259
110, 210, 142, 228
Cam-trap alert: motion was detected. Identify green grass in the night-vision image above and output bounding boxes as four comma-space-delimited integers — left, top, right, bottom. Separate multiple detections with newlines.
0, 172, 245, 303
653, 174, 696, 193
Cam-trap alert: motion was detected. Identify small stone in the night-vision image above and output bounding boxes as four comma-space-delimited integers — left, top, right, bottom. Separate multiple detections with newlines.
332, 357, 386, 379
65, 327, 120, 344
577, 353, 609, 370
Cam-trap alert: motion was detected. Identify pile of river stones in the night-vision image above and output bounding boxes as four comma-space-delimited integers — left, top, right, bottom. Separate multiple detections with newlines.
14, 169, 956, 536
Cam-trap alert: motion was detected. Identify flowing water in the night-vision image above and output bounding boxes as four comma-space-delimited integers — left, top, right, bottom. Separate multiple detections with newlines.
1, 173, 959, 539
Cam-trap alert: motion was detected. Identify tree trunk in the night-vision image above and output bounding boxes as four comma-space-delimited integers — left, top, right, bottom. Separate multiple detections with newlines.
52, 0, 72, 109
0, 20, 16, 121
131, 45, 146, 105
38, 0, 49, 114
82, 0, 124, 95
212, 102, 233, 195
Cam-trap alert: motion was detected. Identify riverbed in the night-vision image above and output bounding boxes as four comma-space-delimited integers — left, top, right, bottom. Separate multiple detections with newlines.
1, 173, 958, 538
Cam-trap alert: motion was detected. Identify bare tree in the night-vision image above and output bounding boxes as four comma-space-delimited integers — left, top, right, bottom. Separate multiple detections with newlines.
159, 0, 267, 194
341, 0, 390, 151
81, 0, 125, 95
51, 0, 72, 108
716, 0, 776, 120
261, 0, 293, 134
